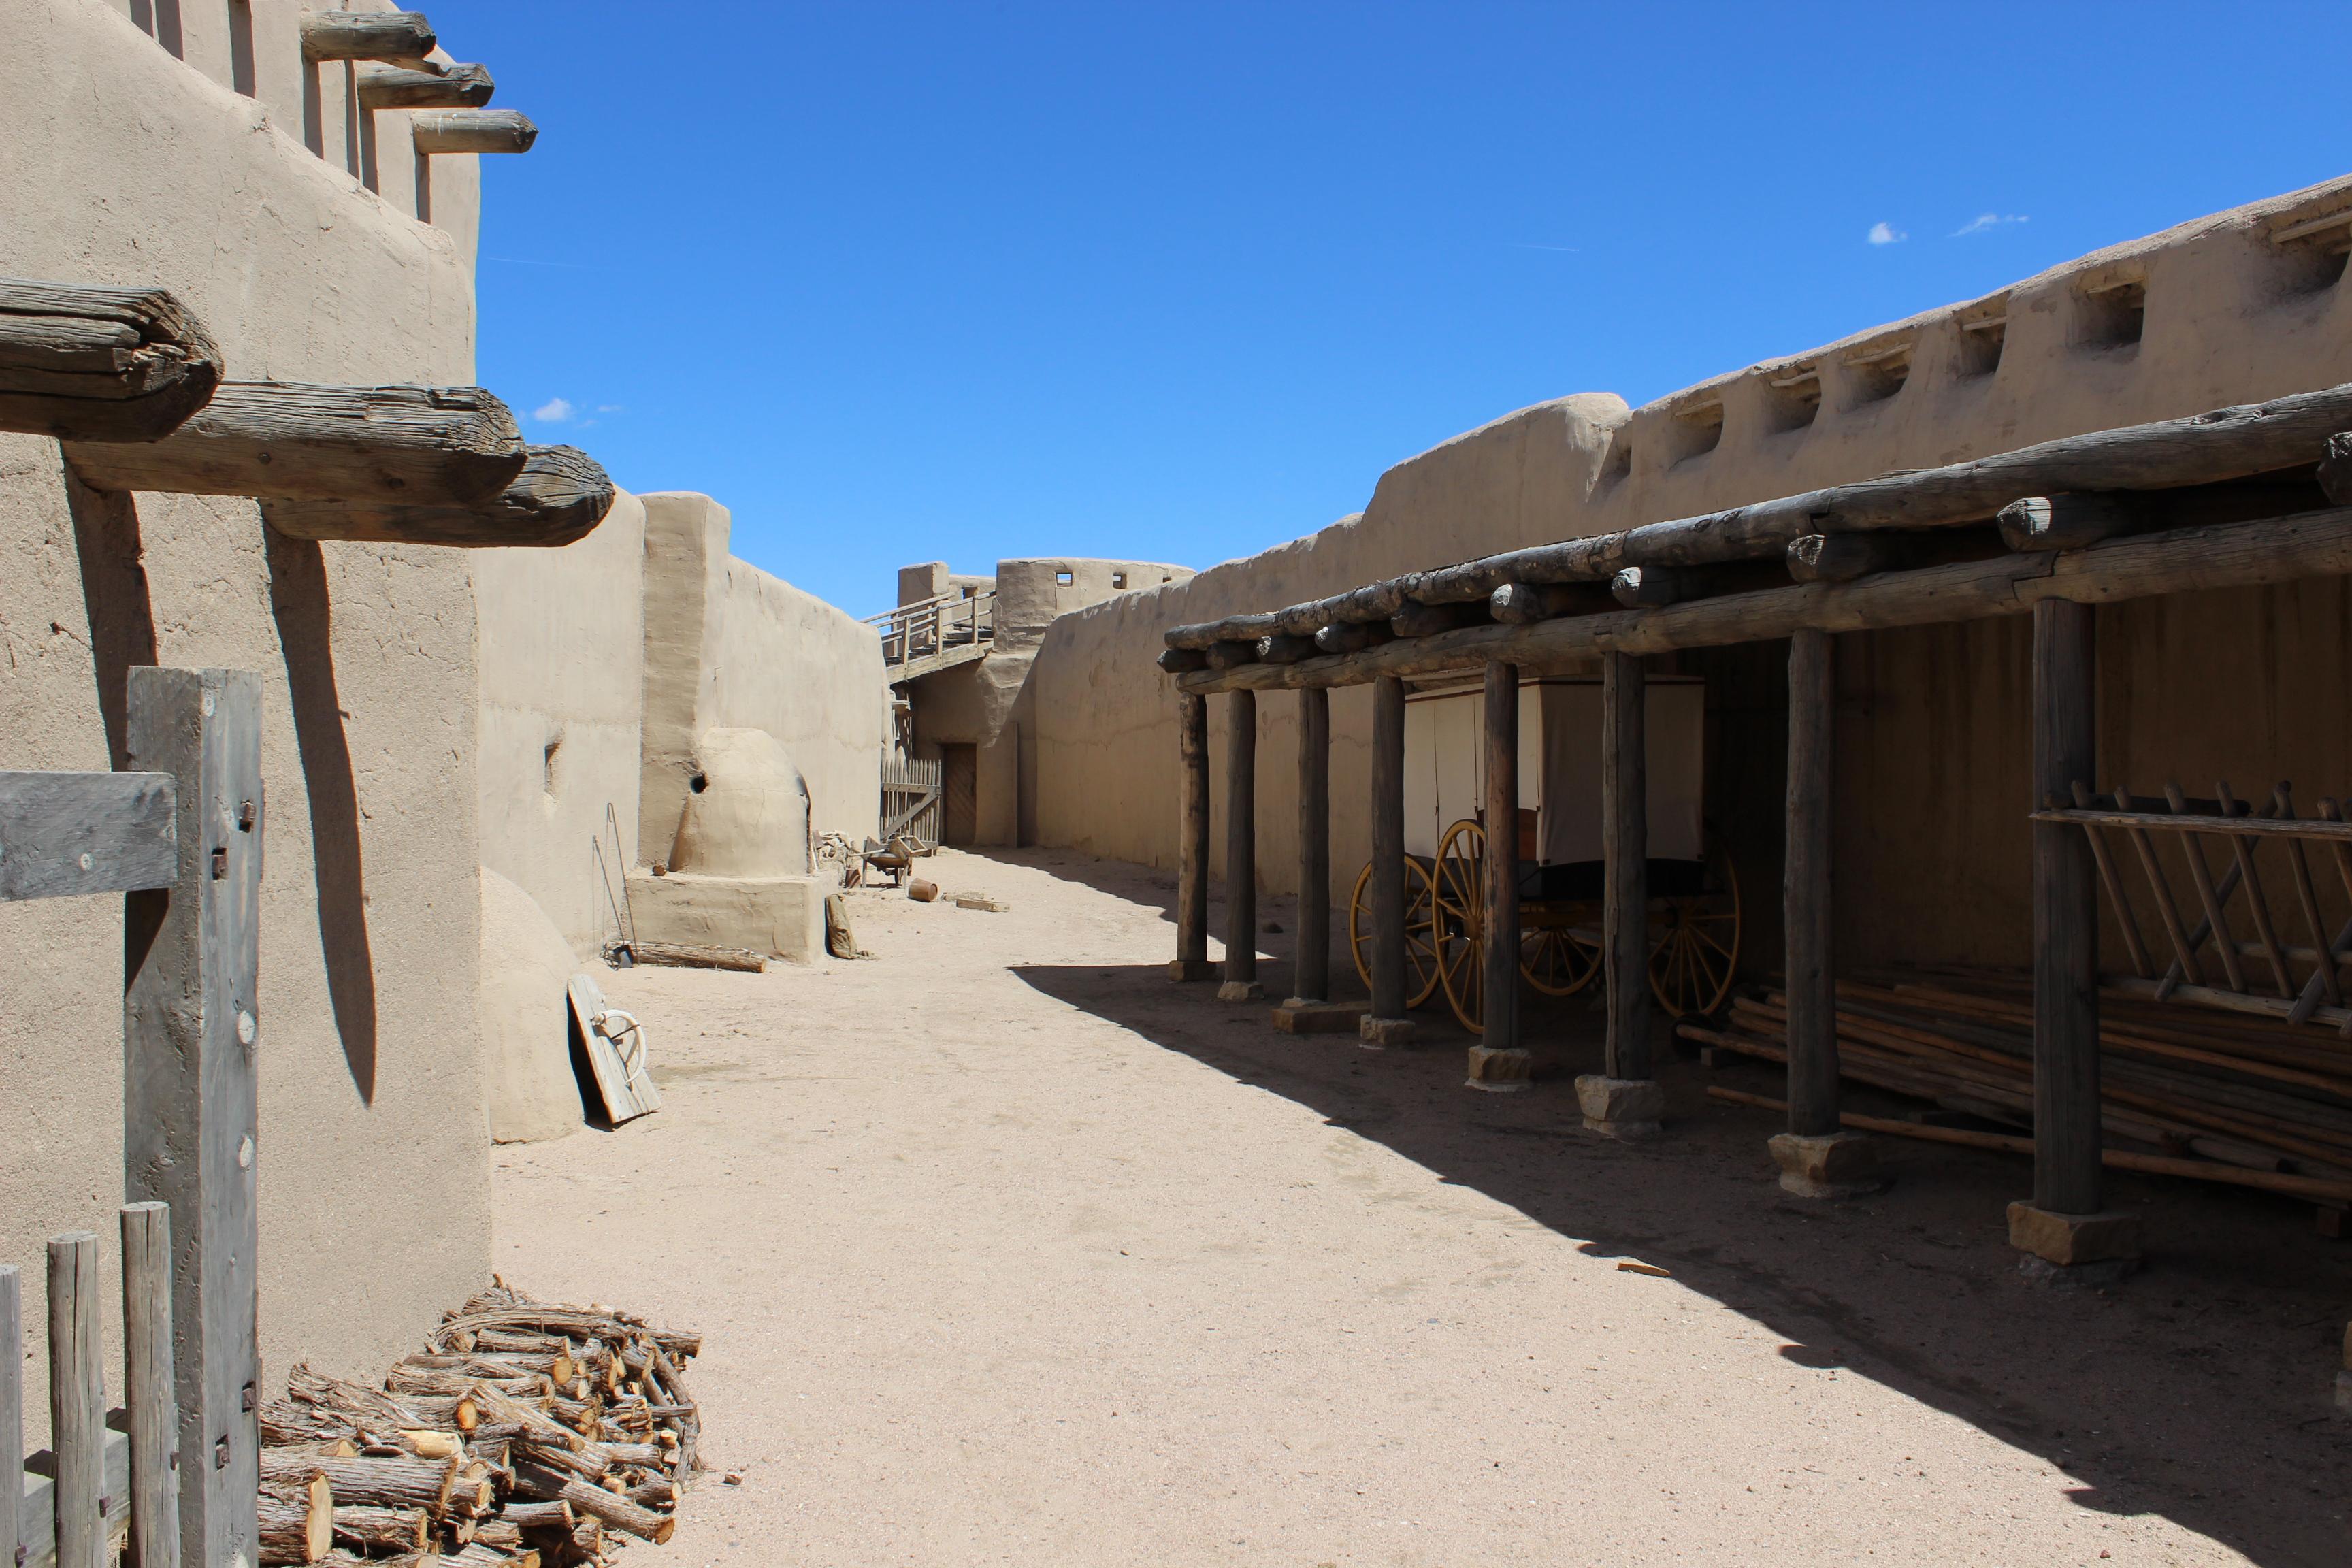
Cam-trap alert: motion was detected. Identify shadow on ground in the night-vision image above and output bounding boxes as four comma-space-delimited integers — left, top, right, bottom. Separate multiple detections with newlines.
978, 847, 2352, 1567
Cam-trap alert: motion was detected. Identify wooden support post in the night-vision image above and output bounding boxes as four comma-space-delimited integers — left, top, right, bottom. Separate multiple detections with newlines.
47, 1232, 104, 1568
1170, 693, 1213, 981
2010, 600, 2139, 1275
1469, 664, 1531, 1090
1362, 674, 1414, 1046
1769, 630, 1880, 1194
1291, 687, 1330, 1004
1783, 628, 1838, 1136
1581, 653, 1663, 1136
1, 1263, 18, 1568
1220, 691, 1262, 1000
121, 1203, 179, 1568
123, 668, 264, 1568
0, 279, 223, 442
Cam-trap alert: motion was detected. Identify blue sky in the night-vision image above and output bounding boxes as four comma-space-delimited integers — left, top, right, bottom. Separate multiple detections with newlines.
448, 2, 2349, 616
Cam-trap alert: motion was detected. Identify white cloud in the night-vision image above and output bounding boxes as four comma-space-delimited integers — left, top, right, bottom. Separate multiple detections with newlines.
530, 397, 574, 423
1953, 212, 2029, 236
1867, 221, 1906, 246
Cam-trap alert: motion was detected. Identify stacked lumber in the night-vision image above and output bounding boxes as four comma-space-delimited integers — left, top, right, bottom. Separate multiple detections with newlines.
1680, 973, 2352, 1205
256, 1281, 704, 1566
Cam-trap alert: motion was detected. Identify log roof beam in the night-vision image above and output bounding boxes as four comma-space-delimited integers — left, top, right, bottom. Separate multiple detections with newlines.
63, 380, 527, 506
1163, 382, 2352, 653
0, 278, 222, 442
1173, 506, 2352, 693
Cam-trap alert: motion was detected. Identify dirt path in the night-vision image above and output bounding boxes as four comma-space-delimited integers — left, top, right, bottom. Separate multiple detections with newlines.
493, 848, 2347, 1566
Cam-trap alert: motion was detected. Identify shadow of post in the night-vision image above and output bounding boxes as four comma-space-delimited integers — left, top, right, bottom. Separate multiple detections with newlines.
265, 529, 378, 1102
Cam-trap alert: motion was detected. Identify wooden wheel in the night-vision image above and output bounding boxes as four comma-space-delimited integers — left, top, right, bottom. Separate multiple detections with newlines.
1433, 818, 1488, 1034
1348, 856, 1442, 1009
1648, 829, 1742, 1019
1520, 904, 1601, 996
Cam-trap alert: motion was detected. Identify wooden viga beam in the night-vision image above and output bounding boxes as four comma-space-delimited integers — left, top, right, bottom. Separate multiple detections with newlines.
1172, 505, 2352, 693
301, 9, 436, 65
0, 278, 222, 442
413, 110, 538, 154
1160, 380, 2352, 651
265, 443, 616, 548
63, 380, 526, 506
359, 61, 494, 110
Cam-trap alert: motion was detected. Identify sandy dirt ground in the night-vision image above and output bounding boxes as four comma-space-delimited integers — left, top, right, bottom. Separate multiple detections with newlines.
493, 848, 2352, 1567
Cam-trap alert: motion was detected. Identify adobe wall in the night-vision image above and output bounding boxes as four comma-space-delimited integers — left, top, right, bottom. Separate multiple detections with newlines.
1031, 174, 2352, 981
635, 492, 885, 872
1, 0, 495, 1435
475, 491, 649, 951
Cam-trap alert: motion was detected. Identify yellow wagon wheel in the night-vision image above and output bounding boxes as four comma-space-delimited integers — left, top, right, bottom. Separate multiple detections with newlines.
1520, 903, 1601, 996
1648, 829, 1742, 1019
1433, 818, 1488, 1034
1348, 857, 1442, 1009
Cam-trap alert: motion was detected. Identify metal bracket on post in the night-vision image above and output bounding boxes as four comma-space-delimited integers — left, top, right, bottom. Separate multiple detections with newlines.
122, 668, 263, 1568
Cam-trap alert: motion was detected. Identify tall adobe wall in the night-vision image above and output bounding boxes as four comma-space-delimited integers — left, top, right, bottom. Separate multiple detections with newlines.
0, 0, 495, 1431
1031, 174, 2352, 979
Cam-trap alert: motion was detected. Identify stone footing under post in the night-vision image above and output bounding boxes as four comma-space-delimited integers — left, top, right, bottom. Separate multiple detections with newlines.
1576, 1075, 1662, 1140
1216, 979, 1266, 1002
1358, 1016, 1416, 1049
2008, 1201, 2142, 1286
1167, 958, 1218, 981
1465, 1045, 1531, 1092
1274, 1000, 1365, 1034
1768, 1131, 1884, 1198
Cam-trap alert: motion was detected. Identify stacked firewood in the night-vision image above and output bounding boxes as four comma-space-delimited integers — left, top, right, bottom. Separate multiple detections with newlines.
255, 1281, 705, 1566
1682, 973, 2352, 1199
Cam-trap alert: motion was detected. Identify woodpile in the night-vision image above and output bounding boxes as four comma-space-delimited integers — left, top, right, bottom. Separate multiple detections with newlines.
255, 1281, 704, 1566
1680, 973, 2352, 1209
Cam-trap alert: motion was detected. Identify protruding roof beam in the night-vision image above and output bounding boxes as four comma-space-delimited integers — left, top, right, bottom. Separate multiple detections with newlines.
412, 110, 538, 155
0, 279, 221, 442
263, 444, 615, 548
64, 382, 526, 506
358, 61, 494, 110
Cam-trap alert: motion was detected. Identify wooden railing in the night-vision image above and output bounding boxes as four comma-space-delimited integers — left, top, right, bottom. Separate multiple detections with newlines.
863, 590, 995, 669
2034, 781, 2352, 1032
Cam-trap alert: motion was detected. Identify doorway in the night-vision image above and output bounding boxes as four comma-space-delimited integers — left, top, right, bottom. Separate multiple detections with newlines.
941, 743, 977, 845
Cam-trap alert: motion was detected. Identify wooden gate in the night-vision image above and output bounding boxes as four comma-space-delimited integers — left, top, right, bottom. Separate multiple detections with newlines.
881, 755, 942, 845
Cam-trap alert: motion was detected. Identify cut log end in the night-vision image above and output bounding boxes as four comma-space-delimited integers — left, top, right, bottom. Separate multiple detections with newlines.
414, 110, 540, 156
0, 278, 223, 442
358, 61, 495, 110
261, 444, 614, 547
300, 10, 436, 63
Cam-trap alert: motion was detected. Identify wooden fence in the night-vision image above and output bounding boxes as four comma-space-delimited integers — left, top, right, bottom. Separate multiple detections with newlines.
3, 667, 263, 1568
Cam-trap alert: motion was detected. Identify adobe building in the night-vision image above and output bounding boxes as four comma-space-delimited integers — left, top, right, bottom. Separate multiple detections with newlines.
886, 556, 1190, 845
0, 0, 887, 1464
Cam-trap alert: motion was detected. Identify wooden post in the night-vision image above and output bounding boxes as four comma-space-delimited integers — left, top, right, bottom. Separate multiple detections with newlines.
1602, 653, 1650, 1079
1171, 693, 1213, 981
2014, 599, 2131, 1267
1580, 653, 1663, 1135
48, 1232, 103, 1568
1784, 628, 1838, 1136
1, 1262, 18, 1568
1767, 630, 1880, 1193
1467, 663, 1530, 1089
123, 668, 264, 1568
1362, 674, 1414, 1045
1292, 687, 1330, 1004
1220, 691, 1262, 1000
122, 1202, 180, 1568
0, 278, 222, 443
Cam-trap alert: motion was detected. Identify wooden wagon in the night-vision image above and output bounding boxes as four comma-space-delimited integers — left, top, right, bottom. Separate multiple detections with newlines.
1345, 673, 1740, 1032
